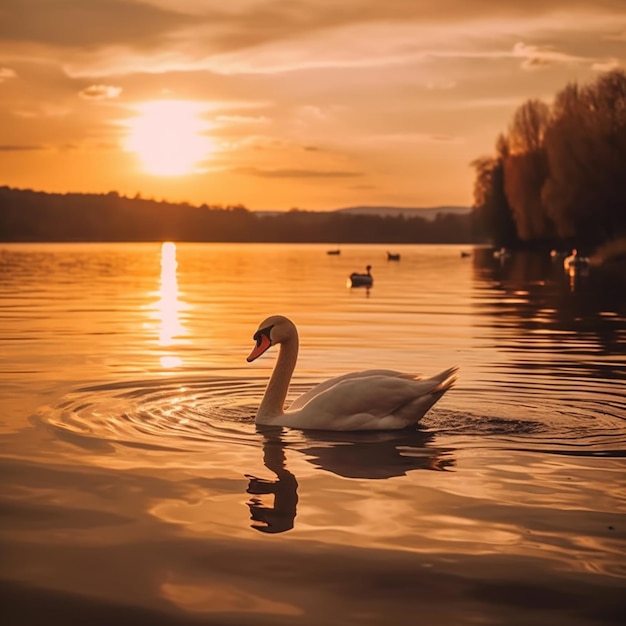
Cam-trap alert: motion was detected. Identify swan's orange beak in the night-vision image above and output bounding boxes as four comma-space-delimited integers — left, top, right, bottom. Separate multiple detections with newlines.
247, 334, 272, 362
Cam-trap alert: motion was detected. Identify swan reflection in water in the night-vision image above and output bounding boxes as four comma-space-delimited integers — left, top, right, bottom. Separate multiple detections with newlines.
245, 428, 299, 534
246, 426, 454, 534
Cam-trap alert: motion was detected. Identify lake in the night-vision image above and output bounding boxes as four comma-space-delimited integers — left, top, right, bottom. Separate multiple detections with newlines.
1, 242, 625, 625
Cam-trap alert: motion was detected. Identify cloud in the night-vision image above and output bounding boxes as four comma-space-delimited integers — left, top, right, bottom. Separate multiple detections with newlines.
1, 0, 619, 84
456, 96, 530, 109
512, 42, 584, 70
367, 132, 463, 144
0, 144, 45, 151
0, 67, 17, 82
214, 114, 270, 127
234, 166, 361, 179
1, 0, 620, 80
426, 79, 457, 90
591, 58, 621, 72
13, 104, 72, 118
154, 1, 626, 59
79, 84, 122, 100
0, 0, 194, 48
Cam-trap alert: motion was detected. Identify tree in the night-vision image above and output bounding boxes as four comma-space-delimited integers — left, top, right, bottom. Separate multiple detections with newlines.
471, 135, 518, 246
543, 69, 626, 242
503, 100, 553, 241
474, 69, 626, 246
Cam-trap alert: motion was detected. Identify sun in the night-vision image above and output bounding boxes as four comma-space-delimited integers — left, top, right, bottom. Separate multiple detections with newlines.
124, 100, 213, 176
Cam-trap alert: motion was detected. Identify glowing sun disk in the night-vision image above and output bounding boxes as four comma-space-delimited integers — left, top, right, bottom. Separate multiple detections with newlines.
125, 100, 213, 176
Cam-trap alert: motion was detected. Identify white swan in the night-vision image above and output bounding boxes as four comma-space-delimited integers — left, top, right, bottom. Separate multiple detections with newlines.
563, 248, 590, 272
247, 315, 458, 430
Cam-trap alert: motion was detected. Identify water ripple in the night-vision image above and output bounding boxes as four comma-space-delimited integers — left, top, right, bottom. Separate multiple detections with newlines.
41, 376, 269, 452
38, 375, 626, 459
428, 395, 626, 456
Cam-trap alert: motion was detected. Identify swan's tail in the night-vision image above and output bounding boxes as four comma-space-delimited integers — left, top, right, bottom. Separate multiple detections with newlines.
431, 366, 459, 393
390, 366, 459, 427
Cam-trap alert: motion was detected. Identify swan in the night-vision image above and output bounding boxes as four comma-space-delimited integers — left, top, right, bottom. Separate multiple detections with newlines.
246, 315, 458, 431
563, 248, 590, 271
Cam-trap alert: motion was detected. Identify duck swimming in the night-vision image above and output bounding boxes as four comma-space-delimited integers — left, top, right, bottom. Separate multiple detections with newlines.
348, 265, 373, 288
247, 315, 458, 431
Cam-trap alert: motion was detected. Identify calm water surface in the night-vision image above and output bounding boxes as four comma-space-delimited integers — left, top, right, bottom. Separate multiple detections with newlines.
1, 242, 625, 625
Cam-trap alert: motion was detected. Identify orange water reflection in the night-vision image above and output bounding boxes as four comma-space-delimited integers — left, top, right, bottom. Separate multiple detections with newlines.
2, 242, 625, 624
161, 575, 302, 616
153, 242, 187, 368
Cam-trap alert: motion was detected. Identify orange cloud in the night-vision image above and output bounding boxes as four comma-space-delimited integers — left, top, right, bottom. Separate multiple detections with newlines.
79, 84, 122, 100
0, 67, 16, 82
512, 42, 584, 70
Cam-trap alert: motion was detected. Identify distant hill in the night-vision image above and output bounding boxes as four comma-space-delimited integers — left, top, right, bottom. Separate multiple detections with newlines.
335, 205, 471, 220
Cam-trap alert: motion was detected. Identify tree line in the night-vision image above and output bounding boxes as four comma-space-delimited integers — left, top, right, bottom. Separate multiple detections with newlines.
0, 187, 472, 243
472, 69, 626, 249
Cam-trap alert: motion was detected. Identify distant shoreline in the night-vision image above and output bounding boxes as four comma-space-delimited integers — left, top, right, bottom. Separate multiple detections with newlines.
0, 186, 475, 244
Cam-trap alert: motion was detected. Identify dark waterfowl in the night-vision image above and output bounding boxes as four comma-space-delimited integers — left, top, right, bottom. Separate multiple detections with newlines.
348, 265, 373, 287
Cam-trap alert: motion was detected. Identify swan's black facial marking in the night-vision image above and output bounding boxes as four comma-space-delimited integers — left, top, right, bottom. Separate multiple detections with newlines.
253, 324, 274, 344
247, 324, 275, 362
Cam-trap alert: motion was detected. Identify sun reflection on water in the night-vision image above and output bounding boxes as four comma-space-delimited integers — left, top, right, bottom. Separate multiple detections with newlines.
156, 241, 187, 368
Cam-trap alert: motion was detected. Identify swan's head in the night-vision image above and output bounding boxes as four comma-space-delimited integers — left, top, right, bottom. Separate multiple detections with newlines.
247, 315, 297, 362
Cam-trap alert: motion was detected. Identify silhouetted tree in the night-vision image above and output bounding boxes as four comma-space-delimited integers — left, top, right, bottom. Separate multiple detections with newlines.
503, 100, 553, 241
471, 135, 518, 246
543, 70, 626, 243
473, 69, 626, 247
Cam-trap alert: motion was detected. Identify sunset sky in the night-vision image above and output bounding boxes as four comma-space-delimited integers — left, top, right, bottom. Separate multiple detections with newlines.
1, 0, 625, 211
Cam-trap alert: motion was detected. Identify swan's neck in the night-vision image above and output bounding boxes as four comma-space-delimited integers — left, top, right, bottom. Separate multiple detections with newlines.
257, 334, 299, 421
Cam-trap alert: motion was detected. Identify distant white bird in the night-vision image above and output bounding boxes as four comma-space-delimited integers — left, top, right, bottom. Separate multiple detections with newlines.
563, 249, 590, 272
247, 315, 458, 431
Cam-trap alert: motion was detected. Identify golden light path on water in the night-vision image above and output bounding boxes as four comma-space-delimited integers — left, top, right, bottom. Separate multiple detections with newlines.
147, 241, 187, 368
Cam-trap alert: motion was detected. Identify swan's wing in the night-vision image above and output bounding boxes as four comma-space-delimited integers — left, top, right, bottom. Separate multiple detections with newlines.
285, 367, 457, 430
288, 369, 417, 411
